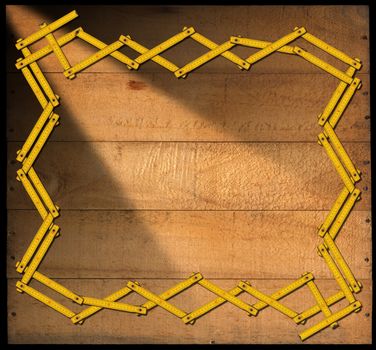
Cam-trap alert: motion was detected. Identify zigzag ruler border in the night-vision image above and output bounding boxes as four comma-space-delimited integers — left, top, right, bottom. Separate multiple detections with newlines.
10, 9, 366, 342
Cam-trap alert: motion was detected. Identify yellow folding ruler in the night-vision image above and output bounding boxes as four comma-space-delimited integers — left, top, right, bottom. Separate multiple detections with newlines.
230, 36, 295, 54
243, 27, 306, 65
127, 281, 187, 318
16, 281, 76, 319
183, 273, 313, 325
16, 169, 48, 219
72, 285, 133, 324
17, 61, 48, 108
20, 46, 59, 107
318, 187, 349, 237
327, 188, 361, 240
141, 272, 203, 313
41, 23, 73, 73
191, 32, 251, 69
175, 40, 241, 78
318, 67, 356, 125
294, 291, 345, 324
293, 46, 354, 84
82, 296, 146, 314
323, 233, 361, 293
318, 133, 355, 192
299, 30, 362, 70
198, 279, 258, 316
31, 271, 83, 304
119, 35, 178, 72
238, 281, 299, 321
16, 102, 54, 162
15, 28, 82, 70
317, 244, 355, 303
323, 122, 361, 182
16, 213, 54, 274
78, 30, 138, 70
15, 10, 78, 50
21, 114, 59, 174
28, 167, 60, 218
306, 279, 338, 329
21, 224, 60, 285
328, 77, 362, 128
64, 38, 125, 79
299, 301, 361, 341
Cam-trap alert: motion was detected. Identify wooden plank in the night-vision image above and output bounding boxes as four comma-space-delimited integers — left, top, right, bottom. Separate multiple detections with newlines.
6, 72, 370, 142
7, 210, 371, 279
7, 278, 372, 344
7, 142, 371, 211
6, 6, 369, 73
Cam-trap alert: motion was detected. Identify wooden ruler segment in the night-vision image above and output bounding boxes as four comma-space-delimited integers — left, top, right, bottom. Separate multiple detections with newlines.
329, 78, 362, 128
42, 24, 72, 72
318, 67, 356, 125
239, 281, 298, 319
16, 102, 53, 162
301, 32, 362, 70
127, 281, 187, 318
33, 271, 83, 304
16, 213, 54, 274
318, 244, 355, 303
82, 296, 146, 314
318, 133, 355, 192
21, 114, 60, 174
15, 10, 79, 50
230, 36, 295, 54
72, 286, 133, 324
299, 301, 361, 341
306, 280, 338, 329
77, 30, 138, 69
293, 46, 353, 84
182, 286, 244, 324
323, 122, 361, 182
245, 27, 306, 64
15, 28, 82, 69
21, 225, 59, 285
175, 41, 238, 78
295, 291, 345, 323
191, 32, 251, 69
64, 40, 124, 79
16, 169, 48, 219
18, 62, 48, 108
328, 188, 361, 240
132, 27, 195, 64
21, 46, 59, 107
142, 273, 203, 312
198, 279, 258, 316
119, 35, 179, 72
323, 233, 362, 293
28, 167, 60, 218
253, 273, 313, 316
318, 187, 349, 237
16, 281, 75, 318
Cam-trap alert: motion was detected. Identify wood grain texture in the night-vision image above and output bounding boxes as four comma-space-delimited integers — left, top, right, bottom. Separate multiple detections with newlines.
7, 142, 371, 210
6, 5, 369, 73
7, 210, 371, 279
6, 4, 371, 344
6, 72, 370, 142
7, 278, 372, 344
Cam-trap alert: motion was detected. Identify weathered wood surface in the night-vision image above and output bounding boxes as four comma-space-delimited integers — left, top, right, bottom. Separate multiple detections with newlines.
6, 4, 371, 344
6, 5, 369, 73
7, 210, 371, 279
7, 142, 371, 210
7, 278, 372, 344
6, 73, 370, 142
